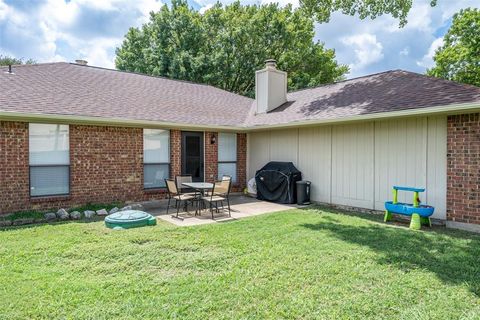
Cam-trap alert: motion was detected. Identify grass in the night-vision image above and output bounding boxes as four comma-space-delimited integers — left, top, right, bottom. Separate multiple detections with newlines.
1, 210, 45, 221
0, 203, 123, 222
0, 207, 479, 319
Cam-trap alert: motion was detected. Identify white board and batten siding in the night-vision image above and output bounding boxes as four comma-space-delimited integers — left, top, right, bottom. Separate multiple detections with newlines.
247, 116, 447, 220
331, 123, 375, 209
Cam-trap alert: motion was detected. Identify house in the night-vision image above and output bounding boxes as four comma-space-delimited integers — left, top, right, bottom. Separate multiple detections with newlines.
1, 60, 479, 232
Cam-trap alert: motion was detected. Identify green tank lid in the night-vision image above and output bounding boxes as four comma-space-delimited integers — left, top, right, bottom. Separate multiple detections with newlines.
105, 210, 157, 229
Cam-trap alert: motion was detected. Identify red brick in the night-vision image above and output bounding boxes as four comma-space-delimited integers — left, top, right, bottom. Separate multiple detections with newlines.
234, 133, 247, 192
205, 132, 218, 183
0, 122, 247, 214
170, 129, 182, 178
446, 113, 480, 225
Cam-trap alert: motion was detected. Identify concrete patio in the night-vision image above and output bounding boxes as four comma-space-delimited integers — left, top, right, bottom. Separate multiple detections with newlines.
141, 195, 301, 226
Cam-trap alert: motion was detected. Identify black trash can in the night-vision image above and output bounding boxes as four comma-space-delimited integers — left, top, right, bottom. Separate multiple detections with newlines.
296, 181, 311, 205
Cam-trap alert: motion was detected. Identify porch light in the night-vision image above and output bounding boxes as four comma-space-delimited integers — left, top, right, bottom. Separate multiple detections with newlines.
210, 134, 216, 144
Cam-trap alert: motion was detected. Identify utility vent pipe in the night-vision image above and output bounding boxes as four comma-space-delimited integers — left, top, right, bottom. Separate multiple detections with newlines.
75, 59, 88, 66
5, 64, 13, 74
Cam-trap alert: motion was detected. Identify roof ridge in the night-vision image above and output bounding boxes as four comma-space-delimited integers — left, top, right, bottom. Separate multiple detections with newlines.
1, 61, 253, 101
0, 61, 69, 68
396, 69, 480, 91
66, 63, 254, 101
286, 69, 403, 95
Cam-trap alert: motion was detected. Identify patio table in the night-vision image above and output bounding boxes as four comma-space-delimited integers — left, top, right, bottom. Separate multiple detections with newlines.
181, 182, 213, 193
181, 182, 214, 216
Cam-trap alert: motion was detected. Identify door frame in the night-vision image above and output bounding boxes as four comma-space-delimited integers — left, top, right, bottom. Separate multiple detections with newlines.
181, 131, 205, 182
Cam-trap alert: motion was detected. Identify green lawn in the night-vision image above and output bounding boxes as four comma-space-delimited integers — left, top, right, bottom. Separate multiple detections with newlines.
1, 207, 479, 320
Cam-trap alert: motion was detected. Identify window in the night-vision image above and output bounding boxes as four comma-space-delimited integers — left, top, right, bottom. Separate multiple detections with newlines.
29, 124, 70, 197
144, 129, 170, 189
218, 132, 237, 183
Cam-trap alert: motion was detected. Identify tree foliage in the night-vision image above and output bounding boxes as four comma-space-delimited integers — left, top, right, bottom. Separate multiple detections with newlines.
0, 55, 36, 66
427, 8, 480, 87
300, 0, 437, 27
115, 0, 348, 97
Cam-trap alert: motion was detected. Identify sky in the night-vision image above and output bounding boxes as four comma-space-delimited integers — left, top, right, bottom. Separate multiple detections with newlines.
0, 0, 478, 79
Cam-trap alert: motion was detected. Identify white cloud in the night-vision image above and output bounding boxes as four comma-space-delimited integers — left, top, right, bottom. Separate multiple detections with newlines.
0, 0, 14, 22
0, 1, 59, 62
261, 0, 299, 7
0, 0, 163, 68
399, 47, 409, 56
341, 34, 384, 71
314, 0, 476, 78
136, 0, 163, 23
0, 0, 477, 76
417, 37, 444, 68
195, 0, 299, 9
41, 0, 79, 27
386, 2, 433, 33
199, 4, 213, 14
82, 39, 120, 69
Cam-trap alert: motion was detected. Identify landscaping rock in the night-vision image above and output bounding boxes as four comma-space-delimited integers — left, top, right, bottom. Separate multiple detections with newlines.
70, 211, 81, 220
120, 205, 132, 211
131, 204, 144, 210
56, 208, 70, 220
44, 212, 57, 221
0, 220, 13, 227
96, 209, 108, 216
84, 210, 96, 219
13, 218, 34, 226
109, 207, 119, 214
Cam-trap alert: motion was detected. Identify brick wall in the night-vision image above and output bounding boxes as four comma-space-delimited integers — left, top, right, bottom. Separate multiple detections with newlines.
0, 122, 167, 214
0, 122, 30, 214
170, 129, 182, 178
205, 132, 218, 183
0, 122, 248, 214
447, 113, 480, 225
69, 125, 146, 204
235, 133, 247, 192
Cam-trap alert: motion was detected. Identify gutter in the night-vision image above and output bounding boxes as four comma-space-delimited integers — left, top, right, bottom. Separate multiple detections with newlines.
0, 111, 246, 132
246, 102, 480, 131
1, 102, 479, 132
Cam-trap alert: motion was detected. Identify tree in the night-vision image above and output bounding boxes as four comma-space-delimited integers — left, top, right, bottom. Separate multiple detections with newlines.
300, 0, 437, 27
0, 55, 36, 66
115, 0, 348, 97
427, 8, 480, 87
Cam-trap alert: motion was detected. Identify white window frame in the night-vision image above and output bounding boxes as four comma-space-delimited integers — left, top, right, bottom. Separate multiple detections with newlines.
217, 132, 237, 183
29, 123, 70, 197
143, 129, 170, 189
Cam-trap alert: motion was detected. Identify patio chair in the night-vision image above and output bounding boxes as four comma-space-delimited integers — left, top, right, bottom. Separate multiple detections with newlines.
202, 178, 232, 219
175, 175, 196, 196
175, 174, 202, 212
165, 179, 195, 219
221, 175, 232, 181
205, 175, 231, 196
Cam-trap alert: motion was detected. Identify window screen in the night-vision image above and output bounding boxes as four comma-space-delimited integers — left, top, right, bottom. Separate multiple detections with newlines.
217, 133, 237, 182
144, 129, 170, 188
29, 123, 70, 196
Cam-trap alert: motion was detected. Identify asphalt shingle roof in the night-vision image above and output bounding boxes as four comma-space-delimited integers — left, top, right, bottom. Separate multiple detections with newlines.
1, 63, 479, 129
245, 70, 480, 127
0, 62, 253, 127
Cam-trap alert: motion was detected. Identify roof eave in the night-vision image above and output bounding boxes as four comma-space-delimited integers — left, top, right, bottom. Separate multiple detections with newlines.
1, 102, 479, 132
246, 102, 480, 131
0, 111, 248, 132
